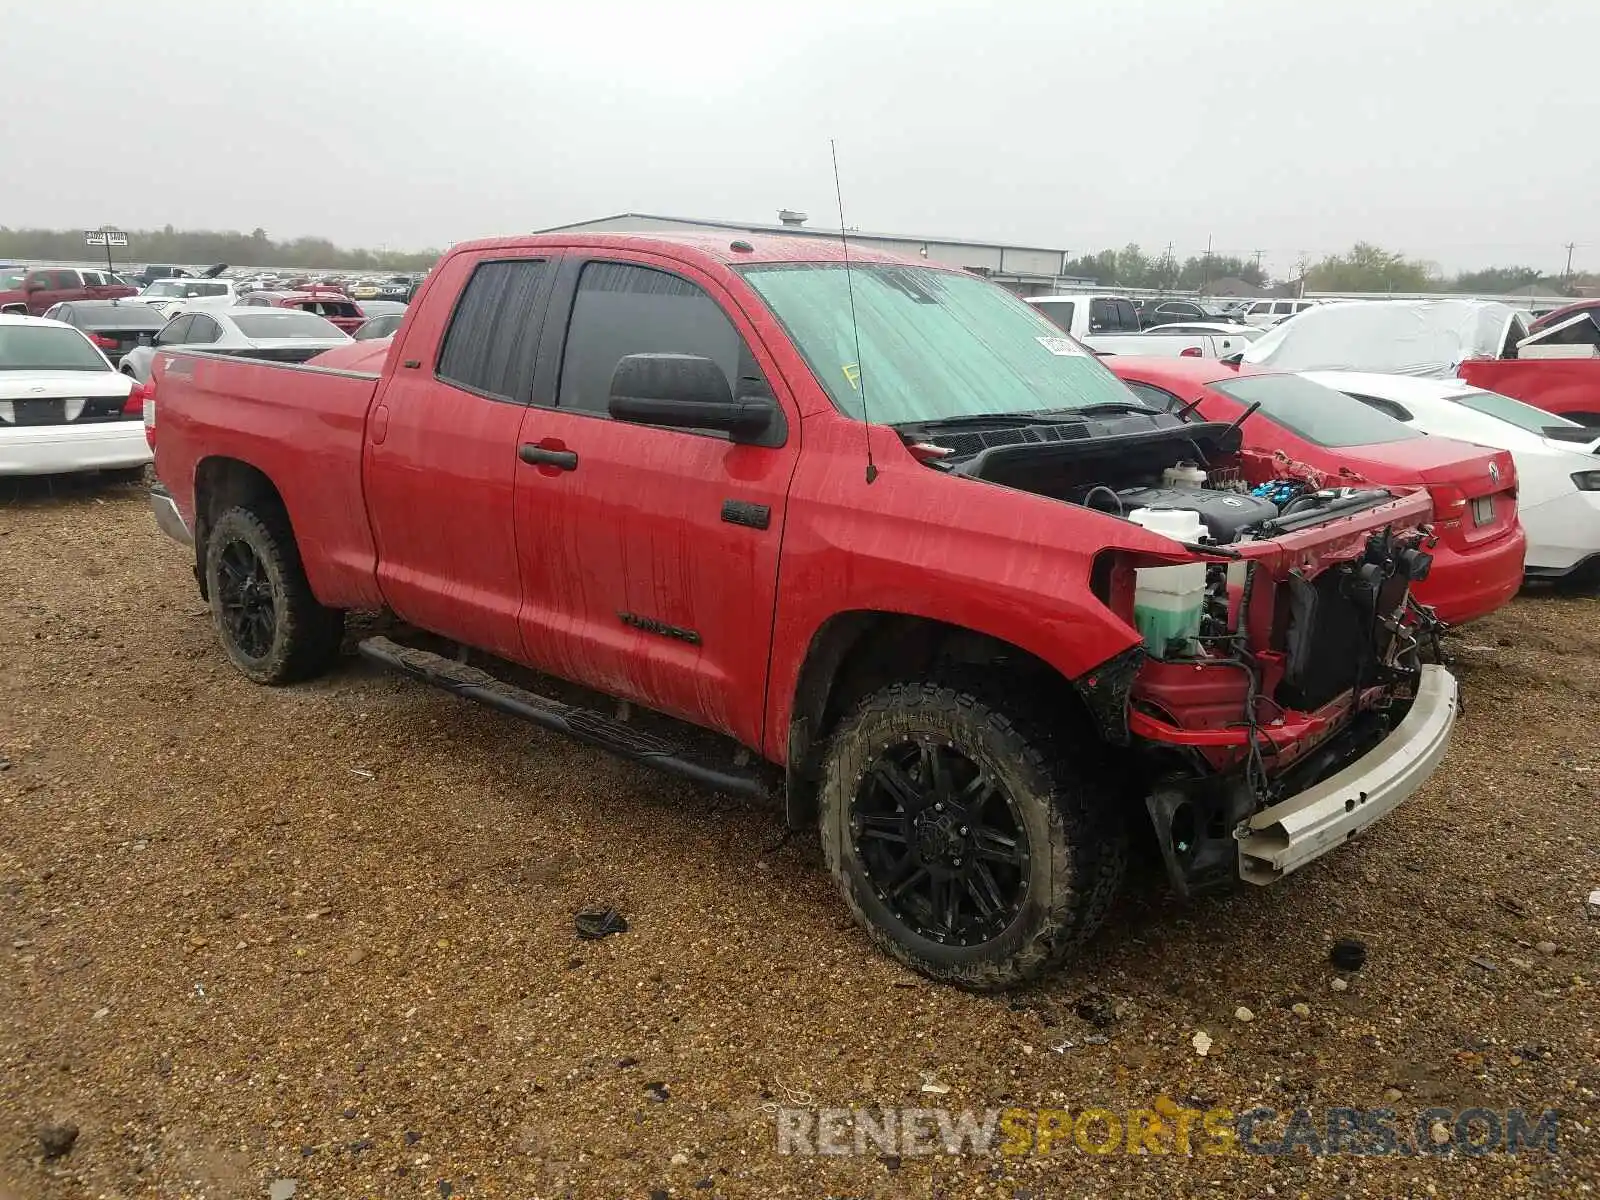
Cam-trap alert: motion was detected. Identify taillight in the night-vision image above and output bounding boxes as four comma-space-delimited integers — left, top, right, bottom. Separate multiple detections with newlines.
142, 378, 157, 448
90, 333, 118, 349
1179, 346, 1203, 358
123, 380, 149, 417
1429, 483, 1467, 529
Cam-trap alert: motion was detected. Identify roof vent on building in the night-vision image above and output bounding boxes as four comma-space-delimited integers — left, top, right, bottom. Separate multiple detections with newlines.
777, 210, 808, 227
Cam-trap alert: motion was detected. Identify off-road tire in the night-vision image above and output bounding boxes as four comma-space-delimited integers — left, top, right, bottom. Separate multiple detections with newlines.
820, 680, 1127, 990
204, 504, 344, 685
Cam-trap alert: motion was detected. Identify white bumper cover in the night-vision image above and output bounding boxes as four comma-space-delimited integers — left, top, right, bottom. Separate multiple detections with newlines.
1238, 665, 1459, 885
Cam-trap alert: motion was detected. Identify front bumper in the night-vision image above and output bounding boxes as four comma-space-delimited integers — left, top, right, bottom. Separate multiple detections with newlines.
150, 482, 193, 546
1237, 665, 1458, 885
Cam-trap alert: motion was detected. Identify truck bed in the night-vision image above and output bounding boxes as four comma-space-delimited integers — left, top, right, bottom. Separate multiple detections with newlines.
151, 351, 387, 608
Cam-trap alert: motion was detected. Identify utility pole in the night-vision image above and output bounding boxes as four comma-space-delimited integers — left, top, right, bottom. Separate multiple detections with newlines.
1563, 241, 1577, 288
1200, 234, 1213, 296
1251, 249, 1265, 278
1294, 252, 1309, 299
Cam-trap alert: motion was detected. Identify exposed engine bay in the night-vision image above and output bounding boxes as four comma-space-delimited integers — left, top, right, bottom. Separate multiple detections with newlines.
899, 406, 1445, 896
905, 410, 1399, 546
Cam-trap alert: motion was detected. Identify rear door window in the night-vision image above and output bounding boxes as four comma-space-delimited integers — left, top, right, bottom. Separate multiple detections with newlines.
1033, 301, 1075, 333
1088, 298, 1139, 333
156, 315, 195, 345
435, 259, 551, 402
187, 315, 222, 344
49, 271, 80, 289
1272, 301, 1294, 315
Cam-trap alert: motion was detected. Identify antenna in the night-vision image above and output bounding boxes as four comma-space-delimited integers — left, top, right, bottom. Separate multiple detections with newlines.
831, 138, 877, 484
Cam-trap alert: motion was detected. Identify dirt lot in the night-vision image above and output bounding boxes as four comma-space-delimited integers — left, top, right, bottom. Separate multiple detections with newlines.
1, 480, 1597, 1199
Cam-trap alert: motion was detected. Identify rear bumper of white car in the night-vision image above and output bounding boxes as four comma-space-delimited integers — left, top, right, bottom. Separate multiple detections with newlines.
1237, 666, 1459, 884
0, 422, 152, 476
1520, 489, 1600, 576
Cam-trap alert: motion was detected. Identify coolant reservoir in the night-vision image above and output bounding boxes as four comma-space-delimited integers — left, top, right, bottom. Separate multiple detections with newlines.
1163, 461, 1208, 489
1127, 507, 1207, 657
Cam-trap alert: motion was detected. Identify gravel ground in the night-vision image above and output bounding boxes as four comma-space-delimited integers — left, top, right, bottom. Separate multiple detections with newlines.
2, 480, 1598, 1199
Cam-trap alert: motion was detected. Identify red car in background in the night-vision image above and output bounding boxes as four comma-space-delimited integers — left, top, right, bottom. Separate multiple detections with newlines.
236, 286, 366, 334
1106, 358, 1525, 626
0, 267, 138, 315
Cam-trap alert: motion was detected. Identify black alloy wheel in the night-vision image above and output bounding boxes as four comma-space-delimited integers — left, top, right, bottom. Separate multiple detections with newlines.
214, 538, 277, 660
852, 737, 1030, 947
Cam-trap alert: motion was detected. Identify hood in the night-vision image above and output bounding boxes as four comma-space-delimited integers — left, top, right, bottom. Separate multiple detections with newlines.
307, 339, 391, 372
1243, 300, 1525, 376
0, 370, 132, 400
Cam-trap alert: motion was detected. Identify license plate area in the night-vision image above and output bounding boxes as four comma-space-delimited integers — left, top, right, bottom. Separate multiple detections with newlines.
1471, 496, 1496, 526
14, 398, 67, 426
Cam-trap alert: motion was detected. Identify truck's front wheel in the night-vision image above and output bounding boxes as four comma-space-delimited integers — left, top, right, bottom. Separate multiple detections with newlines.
820, 681, 1126, 989
204, 505, 344, 685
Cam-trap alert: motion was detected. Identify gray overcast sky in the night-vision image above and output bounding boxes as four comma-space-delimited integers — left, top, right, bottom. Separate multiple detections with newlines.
7, 0, 1596, 277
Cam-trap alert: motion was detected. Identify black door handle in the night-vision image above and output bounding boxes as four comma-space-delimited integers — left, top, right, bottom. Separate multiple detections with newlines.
519, 444, 578, 470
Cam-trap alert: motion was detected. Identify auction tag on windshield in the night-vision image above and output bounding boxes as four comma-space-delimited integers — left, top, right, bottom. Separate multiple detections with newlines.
1035, 336, 1087, 356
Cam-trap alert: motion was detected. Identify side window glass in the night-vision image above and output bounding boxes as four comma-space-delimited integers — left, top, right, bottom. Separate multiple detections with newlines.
157, 315, 194, 345
188, 316, 221, 344
1035, 301, 1074, 333
1273, 301, 1293, 315
1122, 380, 1186, 413
51, 271, 79, 289
557, 261, 769, 427
436, 259, 548, 402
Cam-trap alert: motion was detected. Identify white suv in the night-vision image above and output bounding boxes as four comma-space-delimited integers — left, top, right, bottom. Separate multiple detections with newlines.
1239, 298, 1320, 327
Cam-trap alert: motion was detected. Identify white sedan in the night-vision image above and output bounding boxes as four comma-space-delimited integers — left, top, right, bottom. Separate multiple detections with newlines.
119, 307, 352, 383
1305, 371, 1600, 581
0, 315, 150, 476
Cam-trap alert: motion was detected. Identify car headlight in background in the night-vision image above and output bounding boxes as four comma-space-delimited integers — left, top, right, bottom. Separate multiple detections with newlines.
1572, 471, 1600, 491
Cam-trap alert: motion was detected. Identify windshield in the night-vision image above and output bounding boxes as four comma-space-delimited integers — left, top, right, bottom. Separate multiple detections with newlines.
1455, 388, 1580, 433
0, 270, 24, 290
740, 264, 1142, 423
0, 325, 110, 371
231, 311, 344, 339
1211, 374, 1422, 447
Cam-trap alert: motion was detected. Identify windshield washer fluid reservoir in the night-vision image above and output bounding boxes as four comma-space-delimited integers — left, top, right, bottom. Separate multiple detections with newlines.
1127, 507, 1206, 657
1162, 461, 1207, 489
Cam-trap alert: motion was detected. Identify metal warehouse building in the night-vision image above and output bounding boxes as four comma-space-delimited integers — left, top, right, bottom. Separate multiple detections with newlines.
533, 211, 1085, 295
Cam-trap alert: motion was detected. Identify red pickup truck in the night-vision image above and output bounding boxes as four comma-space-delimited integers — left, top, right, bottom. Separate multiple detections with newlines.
146, 233, 1459, 988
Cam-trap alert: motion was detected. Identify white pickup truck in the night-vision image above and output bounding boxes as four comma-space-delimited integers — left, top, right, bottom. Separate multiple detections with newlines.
1027, 295, 1261, 358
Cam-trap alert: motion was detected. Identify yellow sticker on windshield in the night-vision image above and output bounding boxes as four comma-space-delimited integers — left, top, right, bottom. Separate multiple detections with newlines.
842, 362, 861, 392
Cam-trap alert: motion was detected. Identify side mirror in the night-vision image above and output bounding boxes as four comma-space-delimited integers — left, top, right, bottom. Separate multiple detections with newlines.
607, 353, 779, 444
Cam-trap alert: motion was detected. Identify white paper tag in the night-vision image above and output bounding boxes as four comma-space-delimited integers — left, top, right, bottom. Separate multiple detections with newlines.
1035, 336, 1087, 356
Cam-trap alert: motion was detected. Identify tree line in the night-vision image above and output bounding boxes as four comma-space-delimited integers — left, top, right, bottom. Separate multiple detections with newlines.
1064, 240, 1589, 296
1, 225, 1588, 295
0, 226, 440, 272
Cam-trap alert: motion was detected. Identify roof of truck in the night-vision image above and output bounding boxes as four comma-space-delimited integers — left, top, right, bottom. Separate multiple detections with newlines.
450, 231, 931, 268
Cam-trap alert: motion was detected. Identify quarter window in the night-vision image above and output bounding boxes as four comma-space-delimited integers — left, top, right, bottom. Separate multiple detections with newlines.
556, 261, 769, 420
435, 259, 549, 402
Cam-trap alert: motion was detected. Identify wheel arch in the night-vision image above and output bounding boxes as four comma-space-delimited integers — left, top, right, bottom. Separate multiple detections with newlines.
781, 610, 1101, 829
191, 456, 293, 600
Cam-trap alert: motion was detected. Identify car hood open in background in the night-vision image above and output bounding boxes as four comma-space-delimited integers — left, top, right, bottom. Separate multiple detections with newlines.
1242, 300, 1526, 377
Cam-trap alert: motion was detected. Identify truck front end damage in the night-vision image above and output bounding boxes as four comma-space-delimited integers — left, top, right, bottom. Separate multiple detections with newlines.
1081, 489, 1458, 894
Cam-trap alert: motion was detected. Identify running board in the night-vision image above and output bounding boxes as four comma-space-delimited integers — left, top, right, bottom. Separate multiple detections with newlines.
357, 636, 769, 799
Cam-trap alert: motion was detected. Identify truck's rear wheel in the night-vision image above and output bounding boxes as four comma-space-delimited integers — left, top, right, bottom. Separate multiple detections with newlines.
204, 504, 344, 685
820, 680, 1126, 990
